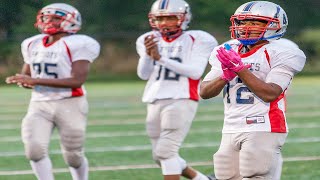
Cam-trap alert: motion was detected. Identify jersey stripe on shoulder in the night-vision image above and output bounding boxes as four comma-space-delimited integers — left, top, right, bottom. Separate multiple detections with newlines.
63, 41, 72, 63
264, 49, 271, 67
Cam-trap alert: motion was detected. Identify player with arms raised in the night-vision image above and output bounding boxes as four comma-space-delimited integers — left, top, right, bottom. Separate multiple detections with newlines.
6, 3, 100, 180
200, 1, 306, 179
136, 0, 218, 179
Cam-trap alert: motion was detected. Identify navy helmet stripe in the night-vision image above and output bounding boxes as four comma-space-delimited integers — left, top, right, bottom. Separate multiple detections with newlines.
243, 2, 256, 11
274, 6, 280, 18
160, 0, 168, 9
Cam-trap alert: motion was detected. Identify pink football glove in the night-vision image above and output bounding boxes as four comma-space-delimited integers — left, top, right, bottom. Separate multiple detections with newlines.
216, 47, 251, 73
220, 63, 237, 82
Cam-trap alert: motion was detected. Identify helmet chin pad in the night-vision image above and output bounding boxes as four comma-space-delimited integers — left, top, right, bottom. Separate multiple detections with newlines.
238, 38, 260, 45
159, 28, 182, 40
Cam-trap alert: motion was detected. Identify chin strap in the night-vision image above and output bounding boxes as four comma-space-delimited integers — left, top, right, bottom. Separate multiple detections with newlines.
161, 29, 182, 41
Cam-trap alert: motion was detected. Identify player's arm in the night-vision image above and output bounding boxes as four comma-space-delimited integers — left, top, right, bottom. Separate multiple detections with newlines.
136, 34, 155, 80
7, 60, 90, 88
236, 48, 306, 103
21, 63, 31, 76
236, 69, 283, 102
150, 34, 217, 79
200, 78, 227, 99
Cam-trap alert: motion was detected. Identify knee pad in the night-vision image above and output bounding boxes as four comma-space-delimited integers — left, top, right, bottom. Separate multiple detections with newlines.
240, 149, 271, 178
60, 129, 85, 168
63, 150, 83, 168
160, 156, 186, 175
154, 138, 180, 160
24, 142, 47, 161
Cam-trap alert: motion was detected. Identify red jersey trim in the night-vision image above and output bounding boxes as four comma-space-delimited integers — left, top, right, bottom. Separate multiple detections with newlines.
42, 36, 55, 47
188, 78, 200, 101
72, 88, 84, 97
269, 92, 287, 132
189, 34, 195, 43
239, 43, 268, 58
264, 49, 271, 67
63, 41, 72, 63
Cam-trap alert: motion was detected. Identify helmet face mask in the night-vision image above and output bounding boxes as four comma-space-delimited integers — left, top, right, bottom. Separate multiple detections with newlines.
35, 3, 82, 35
230, 1, 288, 45
149, 14, 184, 38
148, 0, 192, 40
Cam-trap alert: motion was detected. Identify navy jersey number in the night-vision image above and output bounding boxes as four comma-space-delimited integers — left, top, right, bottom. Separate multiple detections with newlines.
155, 57, 181, 81
223, 77, 254, 104
32, 63, 58, 78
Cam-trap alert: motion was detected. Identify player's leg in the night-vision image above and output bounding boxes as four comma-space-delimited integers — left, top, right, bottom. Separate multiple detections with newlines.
22, 101, 55, 180
239, 132, 287, 180
146, 102, 162, 166
213, 133, 241, 180
56, 96, 89, 180
155, 99, 208, 180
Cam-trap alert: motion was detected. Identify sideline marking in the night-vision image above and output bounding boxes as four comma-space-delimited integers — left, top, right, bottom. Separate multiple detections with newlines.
0, 156, 319, 176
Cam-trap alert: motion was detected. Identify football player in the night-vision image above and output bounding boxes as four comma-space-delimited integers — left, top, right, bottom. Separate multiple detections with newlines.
136, 0, 218, 179
6, 3, 100, 180
200, 1, 306, 179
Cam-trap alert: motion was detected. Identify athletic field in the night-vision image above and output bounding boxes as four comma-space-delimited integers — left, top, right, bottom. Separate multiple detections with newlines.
0, 76, 319, 180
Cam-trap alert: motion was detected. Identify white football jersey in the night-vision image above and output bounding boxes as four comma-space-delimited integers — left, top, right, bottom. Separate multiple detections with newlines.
21, 34, 100, 101
136, 30, 218, 103
203, 41, 306, 133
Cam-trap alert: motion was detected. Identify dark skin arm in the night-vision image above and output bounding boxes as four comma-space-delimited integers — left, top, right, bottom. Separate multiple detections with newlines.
200, 77, 227, 99
6, 60, 90, 88
236, 69, 283, 102
200, 69, 283, 102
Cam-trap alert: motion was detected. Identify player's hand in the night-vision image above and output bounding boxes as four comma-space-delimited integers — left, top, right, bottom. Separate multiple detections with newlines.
144, 35, 161, 60
6, 74, 35, 88
216, 46, 251, 73
220, 63, 237, 82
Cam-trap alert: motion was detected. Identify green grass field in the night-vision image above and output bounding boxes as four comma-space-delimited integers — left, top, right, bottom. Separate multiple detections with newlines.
0, 76, 319, 180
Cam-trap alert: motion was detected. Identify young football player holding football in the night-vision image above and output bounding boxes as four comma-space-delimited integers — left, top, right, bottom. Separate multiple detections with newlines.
136, 0, 218, 179
6, 3, 100, 180
200, 1, 306, 179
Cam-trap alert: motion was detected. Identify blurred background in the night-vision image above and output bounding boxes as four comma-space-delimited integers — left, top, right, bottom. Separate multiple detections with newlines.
0, 1, 319, 179
0, 0, 319, 82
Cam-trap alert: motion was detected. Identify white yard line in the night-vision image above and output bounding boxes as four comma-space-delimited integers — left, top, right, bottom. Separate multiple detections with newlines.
0, 123, 320, 143
0, 136, 319, 157
0, 156, 319, 176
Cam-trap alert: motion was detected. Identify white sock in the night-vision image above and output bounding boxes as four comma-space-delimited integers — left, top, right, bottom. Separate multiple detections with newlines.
69, 157, 89, 180
192, 171, 209, 180
30, 157, 54, 180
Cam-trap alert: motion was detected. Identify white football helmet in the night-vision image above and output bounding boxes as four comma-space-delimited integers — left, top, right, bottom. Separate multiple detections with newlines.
230, 1, 288, 45
35, 3, 82, 35
149, 0, 192, 39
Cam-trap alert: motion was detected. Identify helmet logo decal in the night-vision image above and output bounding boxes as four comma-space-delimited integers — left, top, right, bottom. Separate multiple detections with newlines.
159, 0, 170, 10
243, 2, 256, 11
283, 14, 287, 25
